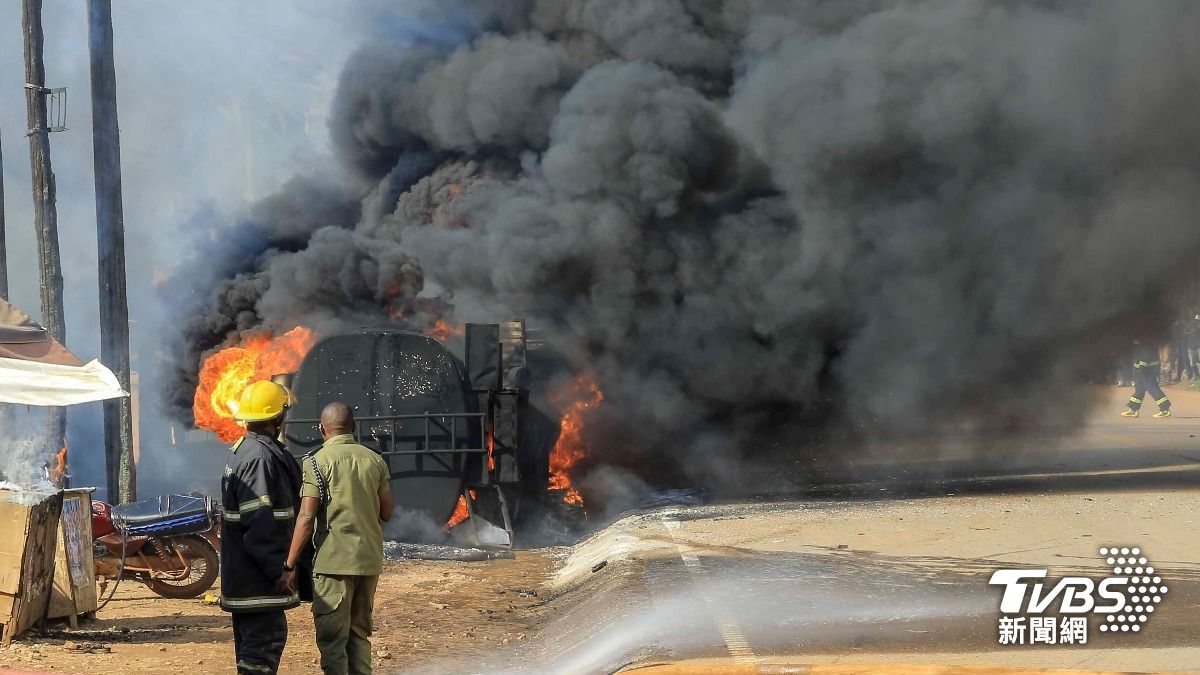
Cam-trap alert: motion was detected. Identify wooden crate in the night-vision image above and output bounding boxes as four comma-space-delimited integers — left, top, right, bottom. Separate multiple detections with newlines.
48, 489, 97, 625
0, 490, 63, 646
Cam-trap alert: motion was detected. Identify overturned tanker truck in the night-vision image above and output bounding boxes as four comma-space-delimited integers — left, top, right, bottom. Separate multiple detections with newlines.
277, 321, 557, 548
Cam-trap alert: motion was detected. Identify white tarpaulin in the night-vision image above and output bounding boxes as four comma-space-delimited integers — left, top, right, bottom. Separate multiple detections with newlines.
0, 356, 127, 406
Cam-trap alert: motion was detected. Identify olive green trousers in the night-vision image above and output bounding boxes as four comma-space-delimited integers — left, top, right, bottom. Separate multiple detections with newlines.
312, 573, 379, 675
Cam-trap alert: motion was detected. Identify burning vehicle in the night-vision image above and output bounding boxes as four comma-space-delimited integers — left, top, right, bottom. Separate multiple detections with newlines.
284, 320, 553, 547
193, 320, 580, 547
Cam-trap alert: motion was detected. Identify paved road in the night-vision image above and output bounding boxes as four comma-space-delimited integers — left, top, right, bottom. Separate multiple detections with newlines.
524, 387, 1200, 674
732, 385, 1200, 502
415, 386, 1200, 674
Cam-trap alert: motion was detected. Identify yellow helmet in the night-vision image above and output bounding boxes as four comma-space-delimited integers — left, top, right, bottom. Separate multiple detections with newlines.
233, 380, 292, 422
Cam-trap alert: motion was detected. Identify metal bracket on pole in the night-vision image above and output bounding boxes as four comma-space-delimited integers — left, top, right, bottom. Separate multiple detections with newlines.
24, 84, 68, 134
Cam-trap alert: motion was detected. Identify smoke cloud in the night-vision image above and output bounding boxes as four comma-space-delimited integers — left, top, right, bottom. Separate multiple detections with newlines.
177, 1, 1200, 499
0, 407, 54, 488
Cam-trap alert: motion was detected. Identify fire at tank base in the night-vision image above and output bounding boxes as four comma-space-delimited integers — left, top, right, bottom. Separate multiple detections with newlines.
446, 509, 513, 549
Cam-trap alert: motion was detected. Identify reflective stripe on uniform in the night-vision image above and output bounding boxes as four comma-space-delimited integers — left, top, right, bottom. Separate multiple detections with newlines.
1129, 396, 1142, 404
223, 495, 272, 522
239, 495, 272, 513
221, 593, 299, 609
1134, 361, 1160, 368
224, 506, 292, 522
1157, 396, 1170, 405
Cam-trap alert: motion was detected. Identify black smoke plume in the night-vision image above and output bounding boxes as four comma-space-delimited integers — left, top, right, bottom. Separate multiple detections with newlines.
174, 1, 1200, 498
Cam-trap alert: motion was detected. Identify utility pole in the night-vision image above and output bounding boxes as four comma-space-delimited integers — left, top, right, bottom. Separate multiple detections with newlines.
23, 0, 68, 468
0, 131, 7, 473
0, 128, 8, 299
89, 0, 135, 503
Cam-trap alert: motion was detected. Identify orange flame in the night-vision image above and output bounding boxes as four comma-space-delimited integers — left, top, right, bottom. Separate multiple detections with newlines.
549, 373, 603, 506
425, 319, 463, 342
193, 327, 316, 442
488, 427, 495, 472
385, 282, 407, 320
49, 443, 67, 487
444, 489, 477, 531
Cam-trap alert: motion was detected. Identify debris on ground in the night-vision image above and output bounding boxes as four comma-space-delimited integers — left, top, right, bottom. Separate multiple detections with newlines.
383, 540, 517, 561
62, 641, 111, 654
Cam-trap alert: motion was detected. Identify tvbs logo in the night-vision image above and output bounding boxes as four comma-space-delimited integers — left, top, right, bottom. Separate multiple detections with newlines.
987, 547, 1166, 645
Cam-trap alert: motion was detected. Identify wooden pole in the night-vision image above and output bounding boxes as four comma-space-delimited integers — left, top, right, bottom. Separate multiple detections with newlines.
0, 128, 8, 300
23, 0, 68, 470
0, 129, 18, 497
88, 0, 135, 503
0, 131, 7, 471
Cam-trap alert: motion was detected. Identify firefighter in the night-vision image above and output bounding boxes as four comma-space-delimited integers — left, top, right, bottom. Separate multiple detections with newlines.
1122, 339, 1171, 419
221, 380, 302, 674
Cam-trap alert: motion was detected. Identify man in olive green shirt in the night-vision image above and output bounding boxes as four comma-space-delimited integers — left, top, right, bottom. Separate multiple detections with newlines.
283, 402, 393, 675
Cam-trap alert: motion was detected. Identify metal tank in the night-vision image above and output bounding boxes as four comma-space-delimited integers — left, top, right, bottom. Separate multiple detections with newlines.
280, 323, 546, 546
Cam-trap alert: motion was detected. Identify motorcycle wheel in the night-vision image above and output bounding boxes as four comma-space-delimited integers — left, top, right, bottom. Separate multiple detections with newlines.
145, 535, 220, 599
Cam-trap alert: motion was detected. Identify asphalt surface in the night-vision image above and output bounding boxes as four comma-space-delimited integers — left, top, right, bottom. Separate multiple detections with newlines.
410, 386, 1200, 674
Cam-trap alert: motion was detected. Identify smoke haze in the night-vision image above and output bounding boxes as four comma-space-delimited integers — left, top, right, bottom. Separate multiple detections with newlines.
8, 1, 1194, 500
0, 1, 365, 495
177, 1, 1200, 499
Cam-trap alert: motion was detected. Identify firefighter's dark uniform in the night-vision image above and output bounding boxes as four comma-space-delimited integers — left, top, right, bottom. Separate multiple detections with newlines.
221, 430, 302, 674
1128, 345, 1171, 413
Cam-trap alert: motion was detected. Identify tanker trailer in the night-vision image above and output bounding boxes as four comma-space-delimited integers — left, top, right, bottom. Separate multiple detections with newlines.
279, 321, 549, 547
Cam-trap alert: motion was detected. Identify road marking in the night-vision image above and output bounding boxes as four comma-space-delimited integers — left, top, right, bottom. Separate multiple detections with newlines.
660, 518, 757, 664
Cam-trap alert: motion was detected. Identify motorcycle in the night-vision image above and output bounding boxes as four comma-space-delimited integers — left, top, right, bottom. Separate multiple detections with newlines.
92, 492, 221, 600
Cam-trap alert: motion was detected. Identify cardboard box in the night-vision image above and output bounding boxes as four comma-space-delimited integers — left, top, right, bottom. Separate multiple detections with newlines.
48, 489, 97, 624
0, 490, 63, 646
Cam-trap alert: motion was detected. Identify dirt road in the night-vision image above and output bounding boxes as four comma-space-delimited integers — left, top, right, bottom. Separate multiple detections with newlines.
0, 552, 554, 674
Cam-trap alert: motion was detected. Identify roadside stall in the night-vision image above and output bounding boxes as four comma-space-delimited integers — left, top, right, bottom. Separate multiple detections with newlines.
0, 490, 62, 646
0, 299, 126, 642
48, 488, 98, 626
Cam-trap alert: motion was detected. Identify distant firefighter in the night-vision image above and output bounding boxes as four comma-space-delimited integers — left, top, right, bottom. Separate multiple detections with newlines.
1170, 318, 1198, 381
1122, 339, 1171, 418
1188, 313, 1200, 379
